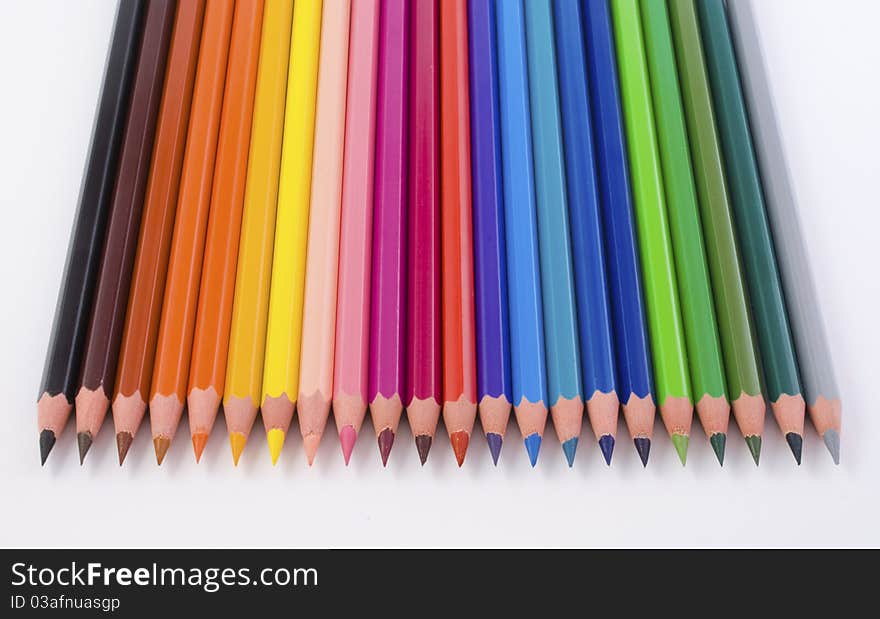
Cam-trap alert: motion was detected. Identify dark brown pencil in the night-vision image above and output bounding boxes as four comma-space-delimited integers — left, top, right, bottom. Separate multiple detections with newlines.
74, 0, 177, 464
37, 0, 147, 465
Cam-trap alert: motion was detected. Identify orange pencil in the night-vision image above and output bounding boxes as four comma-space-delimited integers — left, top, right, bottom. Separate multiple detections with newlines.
112, 0, 205, 465
148, 1, 235, 464
439, 0, 477, 466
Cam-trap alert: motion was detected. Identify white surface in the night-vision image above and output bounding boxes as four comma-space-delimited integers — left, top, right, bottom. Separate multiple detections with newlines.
0, 0, 878, 548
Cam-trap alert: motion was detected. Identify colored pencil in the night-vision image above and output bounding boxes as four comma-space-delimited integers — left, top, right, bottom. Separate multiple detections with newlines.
148, 0, 234, 465
639, 0, 729, 465
727, 0, 841, 463
467, 0, 512, 466
74, 0, 175, 464
697, 0, 805, 464
38, 0, 145, 466
112, 0, 205, 465
496, 0, 549, 467
187, 0, 265, 463
297, 0, 351, 466
582, 0, 655, 467
260, 0, 322, 465
611, 0, 694, 465
333, 0, 381, 466
407, 0, 442, 465
523, 0, 585, 467
369, 0, 409, 466
223, 0, 295, 465
553, 0, 619, 466
667, 0, 764, 464
439, 0, 477, 467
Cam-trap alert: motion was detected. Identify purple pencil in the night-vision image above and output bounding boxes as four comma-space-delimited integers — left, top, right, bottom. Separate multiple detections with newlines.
369, 0, 410, 467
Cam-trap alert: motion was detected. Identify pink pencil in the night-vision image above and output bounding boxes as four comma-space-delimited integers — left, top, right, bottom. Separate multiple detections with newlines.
297, 0, 352, 466
407, 0, 442, 465
333, 0, 381, 466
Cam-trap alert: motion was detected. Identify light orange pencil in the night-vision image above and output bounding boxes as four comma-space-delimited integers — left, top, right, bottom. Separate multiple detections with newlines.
297, 0, 352, 465
186, 0, 265, 462
148, 0, 235, 465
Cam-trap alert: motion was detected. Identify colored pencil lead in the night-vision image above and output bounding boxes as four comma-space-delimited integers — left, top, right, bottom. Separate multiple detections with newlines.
191, 432, 209, 464
671, 434, 689, 466
229, 432, 247, 466
77, 432, 92, 465
824, 429, 841, 465
266, 429, 285, 466
450, 431, 469, 467
415, 436, 432, 466
562, 438, 578, 468
303, 434, 321, 467
377, 428, 395, 467
598, 434, 615, 466
745, 435, 762, 466
339, 425, 357, 466
709, 433, 726, 466
785, 433, 803, 465
634, 437, 651, 468
116, 431, 133, 466
153, 436, 170, 466
39, 429, 55, 466
486, 433, 503, 466
524, 433, 541, 468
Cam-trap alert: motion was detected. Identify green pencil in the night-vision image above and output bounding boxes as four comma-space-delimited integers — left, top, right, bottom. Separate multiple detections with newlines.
611, 0, 693, 465
639, 0, 728, 465
667, 0, 764, 465
697, 0, 805, 464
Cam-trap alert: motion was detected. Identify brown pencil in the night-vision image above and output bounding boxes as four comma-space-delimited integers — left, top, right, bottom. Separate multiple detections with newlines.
74, 0, 176, 464
112, 0, 205, 465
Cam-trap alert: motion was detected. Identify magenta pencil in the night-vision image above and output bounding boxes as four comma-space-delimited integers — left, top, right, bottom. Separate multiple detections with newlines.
369, 0, 409, 466
334, 0, 381, 466
406, 0, 442, 465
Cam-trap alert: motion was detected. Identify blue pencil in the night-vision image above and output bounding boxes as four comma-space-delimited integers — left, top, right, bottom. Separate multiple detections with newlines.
468, 0, 512, 466
553, 0, 619, 466
496, 0, 548, 466
523, 0, 584, 467
582, 0, 655, 466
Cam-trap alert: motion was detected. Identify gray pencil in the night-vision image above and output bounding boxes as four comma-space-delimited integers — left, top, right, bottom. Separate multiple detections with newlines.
726, 0, 841, 464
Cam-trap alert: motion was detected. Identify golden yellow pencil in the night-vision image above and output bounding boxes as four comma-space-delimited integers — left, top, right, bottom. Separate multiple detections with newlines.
261, 0, 324, 465
223, 0, 294, 465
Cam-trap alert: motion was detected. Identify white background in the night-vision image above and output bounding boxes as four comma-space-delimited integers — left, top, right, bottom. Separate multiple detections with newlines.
0, 0, 878, 548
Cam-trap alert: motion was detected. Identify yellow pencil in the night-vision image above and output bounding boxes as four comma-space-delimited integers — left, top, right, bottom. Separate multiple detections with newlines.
261, 0, 324, 465
223, 0, 295, 465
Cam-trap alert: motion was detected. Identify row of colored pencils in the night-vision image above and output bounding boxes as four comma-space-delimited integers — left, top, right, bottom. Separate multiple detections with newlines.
38, 0, 841, 469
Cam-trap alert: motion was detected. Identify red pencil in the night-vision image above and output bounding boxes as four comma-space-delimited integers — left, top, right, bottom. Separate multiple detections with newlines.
407, 0, 442, 465
439, 0, 477, 466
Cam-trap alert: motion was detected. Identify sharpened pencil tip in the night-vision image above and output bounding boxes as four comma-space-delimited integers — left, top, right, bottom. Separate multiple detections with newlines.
191, 432, 208, 463
39, 429, 56, 466
562, 437, 578, 467
377, 428, 394, 467
486, 433, 503, 466
634, 437, 651, 467
823, 429, 840, 465
153, 436, 170, 466
598, 434, 614, 466
339, 425, 357, 466
266, 429, 285, 466
77, 432, 92, 465
116, 432, 133, 466
524, 433, 541, 467
671, 434, 689, 466
744, 435, 761, 465
415, 435, 432, 465
710, 433, 726, 466
785, 432, 803, 465
302, 434, 320, 466
450, 431, 469, 466
229, 432, 247, 466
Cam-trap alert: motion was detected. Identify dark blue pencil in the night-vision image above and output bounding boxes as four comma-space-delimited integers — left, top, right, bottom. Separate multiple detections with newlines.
468, 0, 512, 466
553, 0, 619, 465
582, 0, 655, 466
